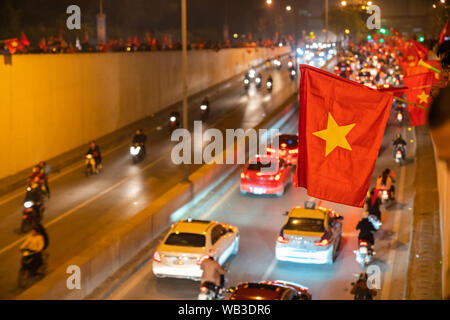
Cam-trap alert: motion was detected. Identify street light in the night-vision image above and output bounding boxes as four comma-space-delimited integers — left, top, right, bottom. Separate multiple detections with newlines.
345, 29, 350, 34
340, 1, 347, 6
433, 4, 437, 8
441, 0, 446, 4
367, 1, 373, 5
266, 0, 273, 5
286, 5, 292, 12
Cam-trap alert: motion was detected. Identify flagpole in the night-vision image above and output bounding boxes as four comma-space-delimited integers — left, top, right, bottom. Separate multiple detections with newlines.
391, 95, 428, 111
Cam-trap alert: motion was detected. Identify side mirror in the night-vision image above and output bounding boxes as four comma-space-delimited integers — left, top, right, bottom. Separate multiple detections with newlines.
338, 216, 344, 220
351, 282, 355, 286
228, 228, 234, 233
283, 211, 289, 216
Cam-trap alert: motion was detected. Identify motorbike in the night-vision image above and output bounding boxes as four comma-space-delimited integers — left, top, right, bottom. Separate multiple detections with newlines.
85, 154, 97, 177
198, 265, 228, 300
290, 68, 297, 81
198, 282, 225, 300
130, 143, 145, 164
17, 249, 48, 288
255, 75, 262, 90
396, 110, 404, 123
21, 187, 44, 233
354, 240, 374, 269
200, 102, 210, 120
244, 77, 250, 91
266, 79, 273, 93
394, 145, 405, 164
169, 112, 181, 133
379, 188, 391, 204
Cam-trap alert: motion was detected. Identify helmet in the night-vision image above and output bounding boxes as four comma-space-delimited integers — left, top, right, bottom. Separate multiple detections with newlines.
362, 211, 369, 219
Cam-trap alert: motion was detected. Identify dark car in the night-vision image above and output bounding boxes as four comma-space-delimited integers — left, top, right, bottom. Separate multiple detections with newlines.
228, 281, 312, 300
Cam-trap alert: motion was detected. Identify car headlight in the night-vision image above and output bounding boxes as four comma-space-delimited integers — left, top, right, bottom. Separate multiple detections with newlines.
244, 79, 249, 84
170, 116, 177, 122
256, 78, 261, 83
200, 104, 207, 110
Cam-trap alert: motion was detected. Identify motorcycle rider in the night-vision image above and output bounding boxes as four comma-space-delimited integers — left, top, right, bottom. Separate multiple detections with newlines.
132, 129, 147, 155
356, 212, 377, 254
200, 256, 227, 298
366, 188, 382, 220
38, 161, 50, 198
376, 168, 396, 200
86, 141, 102, 174
393, 133, 407, 159
19, 227, 45, 275
350, 272, 377, 300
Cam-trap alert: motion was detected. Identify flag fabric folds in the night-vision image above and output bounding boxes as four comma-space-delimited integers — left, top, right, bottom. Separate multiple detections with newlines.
297, 65, 393, 208
403, 72, 437, 126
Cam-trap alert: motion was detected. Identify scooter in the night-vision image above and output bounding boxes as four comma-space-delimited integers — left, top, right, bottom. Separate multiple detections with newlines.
255, 75, 262, 90
266, 79, 273, 93
290, 68, 297, 81
169, 112, 181, 133
85, 154, 97, 177
354, 240, 374, 269
130, 143, 145, 164
200, 103, 210, 120
396, 110, 404, 124
17, 249, 48, 288
394, 145, 405, 164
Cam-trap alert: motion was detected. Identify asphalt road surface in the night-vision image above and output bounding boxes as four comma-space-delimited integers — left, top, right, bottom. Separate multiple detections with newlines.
0, 54, 300, 299
105, 99, 417, 300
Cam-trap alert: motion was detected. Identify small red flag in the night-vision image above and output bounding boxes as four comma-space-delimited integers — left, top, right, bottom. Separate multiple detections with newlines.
20, 32, 30, 47
297, 65, 393, 207
3, 38, 19, 54
403, 72, 437, 126
411, 40, 428, 60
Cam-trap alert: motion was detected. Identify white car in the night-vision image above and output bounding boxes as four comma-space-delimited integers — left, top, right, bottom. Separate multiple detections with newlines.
152, 219, 240, 280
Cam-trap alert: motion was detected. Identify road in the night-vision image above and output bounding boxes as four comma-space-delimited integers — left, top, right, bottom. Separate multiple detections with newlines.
104, 98, 417, 300
0, 54, 302, 299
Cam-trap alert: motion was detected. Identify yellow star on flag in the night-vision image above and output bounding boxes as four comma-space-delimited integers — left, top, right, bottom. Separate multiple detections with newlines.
312, 113, 356, 157
417, 91, 429, 104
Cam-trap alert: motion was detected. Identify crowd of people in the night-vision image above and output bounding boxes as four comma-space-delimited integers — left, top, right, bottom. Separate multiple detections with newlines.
1, 31, 290, 55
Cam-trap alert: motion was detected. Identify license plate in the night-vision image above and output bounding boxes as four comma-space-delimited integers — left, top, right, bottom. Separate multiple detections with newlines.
253, 187, 265, 194
360, 247, 368, 254
174, 259, 184, 265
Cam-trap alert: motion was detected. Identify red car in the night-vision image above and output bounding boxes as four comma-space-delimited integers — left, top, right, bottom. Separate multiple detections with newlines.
240, 156, 293, 197
266, 134, 298, 165
228, 281, 312, 300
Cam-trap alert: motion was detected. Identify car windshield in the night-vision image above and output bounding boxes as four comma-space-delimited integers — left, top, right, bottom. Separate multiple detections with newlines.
165, 232, 206, 247
284, 218, 324, 233
247, 160, 277, 171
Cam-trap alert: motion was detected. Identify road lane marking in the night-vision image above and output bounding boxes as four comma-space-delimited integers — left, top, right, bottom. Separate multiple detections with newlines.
262, 259, 278, 280
380, 164, 406, 300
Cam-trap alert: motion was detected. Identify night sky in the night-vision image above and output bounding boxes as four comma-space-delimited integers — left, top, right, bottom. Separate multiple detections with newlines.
0, 0, 443, 43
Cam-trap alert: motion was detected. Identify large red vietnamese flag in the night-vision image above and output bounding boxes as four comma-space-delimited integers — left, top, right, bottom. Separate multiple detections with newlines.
297, 65, 393, 208
403, 72, 437, 127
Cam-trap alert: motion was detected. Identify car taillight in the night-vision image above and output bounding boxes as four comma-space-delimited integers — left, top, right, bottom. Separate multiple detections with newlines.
275, 174, 281, 181
288, 149, 298, 154
153, 251, 161, 262
241, 173, 245, 179
200, 286, 208, 293
197, 255, 209, 265
360, 241, 368, 247
281, 143, 287, 148
277, 235, 290, 244
266, 147, 275, 153
314, 239, 329, 246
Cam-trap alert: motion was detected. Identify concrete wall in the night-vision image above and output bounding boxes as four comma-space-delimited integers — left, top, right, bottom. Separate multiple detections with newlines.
0, 47, 290, 180
434, 148, 450, 299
